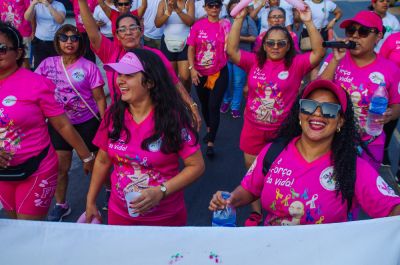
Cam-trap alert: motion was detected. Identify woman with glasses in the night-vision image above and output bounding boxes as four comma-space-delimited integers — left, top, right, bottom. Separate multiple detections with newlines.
0, 22, 94, 221
35, 24, 106, 222
319, 10, 400, 171
227, 6, 325, 226
78, 0, 201, 128
209, 79, 400, 226
187, 0, 231, 157
155, 0, 195, 93
85, 49, 205, 225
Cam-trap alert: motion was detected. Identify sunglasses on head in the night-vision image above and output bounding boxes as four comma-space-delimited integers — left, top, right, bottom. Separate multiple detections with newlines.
117, 2, 131, 6
299, 99, 341, 119
264, 39, 288, 48
0, 43, 16, 55
345, 25, 378, 38
207, 3, 222, 8
58, 34, 80, 42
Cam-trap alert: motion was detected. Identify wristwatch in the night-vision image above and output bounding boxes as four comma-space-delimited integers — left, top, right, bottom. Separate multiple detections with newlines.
82, 152, 95, 163
160, 183, 167, 198
188, 65, 194, 70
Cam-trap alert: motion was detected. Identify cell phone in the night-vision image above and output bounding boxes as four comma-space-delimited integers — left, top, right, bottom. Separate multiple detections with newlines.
322, 41, 356, 49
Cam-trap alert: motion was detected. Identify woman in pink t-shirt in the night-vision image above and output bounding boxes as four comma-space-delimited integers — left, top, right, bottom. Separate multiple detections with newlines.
85, 49, 205, 225
228, 6, 325, 226
78, 0, 201, 129
320, 10, 400, 170
187, 0, 231, 157
210, 79, 400, 226
35, 24, 106, 222
0, 23, 95, 221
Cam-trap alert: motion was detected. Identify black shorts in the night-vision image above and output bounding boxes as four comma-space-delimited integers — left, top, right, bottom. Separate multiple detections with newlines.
48, 116, 100, 152
160, 35, 188, 62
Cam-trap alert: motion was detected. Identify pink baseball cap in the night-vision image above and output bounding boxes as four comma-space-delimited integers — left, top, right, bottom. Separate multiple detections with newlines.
339, 10, 383, 32
302, 79, 348, 113
103, 52, 144, 74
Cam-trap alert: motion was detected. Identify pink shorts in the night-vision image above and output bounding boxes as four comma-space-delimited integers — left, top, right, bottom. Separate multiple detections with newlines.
240, 118, 277, 156
0, 151, 58, 216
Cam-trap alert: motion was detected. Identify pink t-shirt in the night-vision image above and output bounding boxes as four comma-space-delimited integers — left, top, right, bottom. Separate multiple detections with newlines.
93, 109, 199, 225
241, 137, 400, 226
379, 32, 400, 68
92, 35, 179, 101
325, 52, 400, 139
186, 18, 231, 76
238, 51, 312, 131
253, 31, 300, 53
0, 0, 32, 37
71, 0, 98, 33
0, 68, 64, 166
35, 56, 104, 124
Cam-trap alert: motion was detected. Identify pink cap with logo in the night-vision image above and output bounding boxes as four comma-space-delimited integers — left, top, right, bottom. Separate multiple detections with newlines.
339, 10, 383, 32
103, 52, 144, 74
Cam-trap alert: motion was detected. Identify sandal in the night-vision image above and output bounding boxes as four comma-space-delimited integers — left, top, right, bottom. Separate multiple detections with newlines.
244, 211, 263, 227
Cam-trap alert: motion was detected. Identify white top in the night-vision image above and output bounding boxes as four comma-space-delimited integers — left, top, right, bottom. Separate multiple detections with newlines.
375, 12, 400, 52
93, 4, 113, 38
303, 0, 336, 29
259, 6, 291, 34
280, 0, 294, 25
34, 1, 66, 41
194, 0, 228, 20
143, 0, 164, 39
163, 0, 190, 39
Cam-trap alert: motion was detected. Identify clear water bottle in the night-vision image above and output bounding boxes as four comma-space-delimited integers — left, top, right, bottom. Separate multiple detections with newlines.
366, 82, 388, 136
212, 191, 236, 227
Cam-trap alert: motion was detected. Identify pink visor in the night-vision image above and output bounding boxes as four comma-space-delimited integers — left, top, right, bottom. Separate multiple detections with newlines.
103, 52, 144, 74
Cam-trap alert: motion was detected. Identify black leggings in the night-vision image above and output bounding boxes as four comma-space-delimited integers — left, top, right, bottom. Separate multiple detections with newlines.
195, 65, 228, 143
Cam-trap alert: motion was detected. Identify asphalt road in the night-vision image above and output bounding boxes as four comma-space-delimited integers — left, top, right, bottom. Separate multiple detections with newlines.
1, 1, 399, 225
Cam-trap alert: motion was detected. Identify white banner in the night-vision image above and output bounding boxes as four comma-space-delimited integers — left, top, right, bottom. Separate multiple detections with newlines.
0, 216, 400, 265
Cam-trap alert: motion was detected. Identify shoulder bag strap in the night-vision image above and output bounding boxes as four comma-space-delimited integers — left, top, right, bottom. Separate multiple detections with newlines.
60, 57, 100, 121
262, 138, 288, 176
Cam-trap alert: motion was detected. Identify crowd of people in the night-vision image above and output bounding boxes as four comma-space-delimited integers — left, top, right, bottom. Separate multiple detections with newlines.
0, 0, 400, 227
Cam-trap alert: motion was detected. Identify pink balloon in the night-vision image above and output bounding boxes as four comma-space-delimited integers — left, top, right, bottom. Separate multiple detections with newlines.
77, 211, 101, 224
230, 0, 252, 17
284, 0, 306, 11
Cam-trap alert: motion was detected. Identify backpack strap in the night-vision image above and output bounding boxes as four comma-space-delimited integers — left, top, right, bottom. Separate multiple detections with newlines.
262, 138, 288, 176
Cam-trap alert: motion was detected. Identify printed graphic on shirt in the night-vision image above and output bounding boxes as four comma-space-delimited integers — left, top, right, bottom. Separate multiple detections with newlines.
368, 72, 385, 85
2, 95, 17, 107
319, 166, 336, 191
376, 176, 398, 197
149, 138, 162, 152
1, 4, 22, 28
34, 176, 58, 208
0, 108, 23, 157
281, 201, 305, 225
198, 41, 216, 68
71, 69, 85, 82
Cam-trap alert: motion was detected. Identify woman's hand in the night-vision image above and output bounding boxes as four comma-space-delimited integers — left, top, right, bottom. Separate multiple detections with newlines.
298, 4, 311, 23
379, 108, 394, 124
0, 151, 12, 168
85, 202, 102, 223
326, 19, 335, 30
190, 68, 202, 86
209, 191, 229, 211
233, 6, 248, 20
130, 186, 164, 214
166, 0, 174, 15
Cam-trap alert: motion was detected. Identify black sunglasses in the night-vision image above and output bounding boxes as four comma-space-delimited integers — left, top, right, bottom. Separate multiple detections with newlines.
264, 39, 288, 48
117, 2, 131, 6
0, 43, 16, 55
345, 25, 378, 38
58, 34, 80, 42
207, 3, 222, 8
299, 99, 341, 119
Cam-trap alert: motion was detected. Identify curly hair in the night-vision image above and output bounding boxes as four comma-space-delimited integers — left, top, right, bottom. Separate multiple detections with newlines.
0, 22, 25, 67
274, 89, 368, 212
105, 48, 198, 154
256, 25, 296, 69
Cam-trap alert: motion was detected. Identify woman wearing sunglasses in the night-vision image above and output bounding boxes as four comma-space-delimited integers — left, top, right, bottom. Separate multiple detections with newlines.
319, 10, 400, 170
78, 0, 201, 129
0, 22, 94, 221
209, 79, 400, 225
85, 49, 204, 225
227, 5, 325, 226
34, 24, 106, 222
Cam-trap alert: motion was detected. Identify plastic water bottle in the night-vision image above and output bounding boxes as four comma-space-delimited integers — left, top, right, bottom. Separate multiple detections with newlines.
366, 82, 388, 136
212, 191, 236, 227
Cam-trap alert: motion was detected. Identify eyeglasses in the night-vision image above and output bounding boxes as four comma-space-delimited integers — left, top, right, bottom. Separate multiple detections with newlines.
345, 25, 378, 38
117, 2, 131, 6
264, 39, 288, 48
0, 43, 16, 55
58, 34, 80, 42
116, 25, 141, 34
206, 3, 222, 9
268, 15, 284, 19
299, 99, 341, 119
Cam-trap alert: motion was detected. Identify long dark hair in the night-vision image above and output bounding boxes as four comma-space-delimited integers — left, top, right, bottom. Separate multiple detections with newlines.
274, 90, 366, 212
0, 22, 25, 67
256, 25, 296, 69
105, 48, 199, 153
